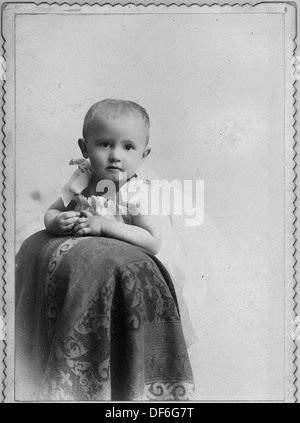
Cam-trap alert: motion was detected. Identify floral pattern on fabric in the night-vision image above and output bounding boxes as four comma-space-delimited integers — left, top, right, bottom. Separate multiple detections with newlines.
16, 233, 195, 401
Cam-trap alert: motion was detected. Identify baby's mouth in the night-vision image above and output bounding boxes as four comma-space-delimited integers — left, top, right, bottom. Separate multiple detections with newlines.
106, 165, 122, 171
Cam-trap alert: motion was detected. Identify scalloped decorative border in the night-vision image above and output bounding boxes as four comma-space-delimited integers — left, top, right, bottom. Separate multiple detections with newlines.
0, 1, 297, 403
291, 5, 298, 402
1, 5, 7, 403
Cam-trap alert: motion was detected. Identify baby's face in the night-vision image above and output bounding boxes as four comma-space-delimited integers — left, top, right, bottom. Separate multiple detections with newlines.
81, 114, 150, 184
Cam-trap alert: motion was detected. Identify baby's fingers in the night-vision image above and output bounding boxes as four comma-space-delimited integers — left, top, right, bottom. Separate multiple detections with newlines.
73, 221, 88, 234
61, 211, 81, 220
65, 217, 80, 225
73, 218, 86, 231
74, 227, 91, 237
65, 222, 76, 231
75, 217, 87, 225
81, 210, 93, 218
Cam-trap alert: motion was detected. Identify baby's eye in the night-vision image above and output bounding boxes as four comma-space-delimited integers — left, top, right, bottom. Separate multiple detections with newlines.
124, 144, 135, 151
100, 142, 111, 149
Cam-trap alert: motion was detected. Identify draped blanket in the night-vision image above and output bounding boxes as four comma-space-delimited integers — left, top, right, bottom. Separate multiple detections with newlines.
15, 231, 195, 401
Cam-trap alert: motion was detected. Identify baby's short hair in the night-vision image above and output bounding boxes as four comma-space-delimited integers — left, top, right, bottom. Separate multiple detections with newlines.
82, 98, 150, 144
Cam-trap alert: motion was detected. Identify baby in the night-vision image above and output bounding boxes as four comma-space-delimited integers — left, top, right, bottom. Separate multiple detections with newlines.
44, 99, 162, 255
45, 98, 197, 347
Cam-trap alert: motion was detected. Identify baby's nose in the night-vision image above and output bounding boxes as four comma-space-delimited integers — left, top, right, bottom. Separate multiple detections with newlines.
109, 147, 122, 162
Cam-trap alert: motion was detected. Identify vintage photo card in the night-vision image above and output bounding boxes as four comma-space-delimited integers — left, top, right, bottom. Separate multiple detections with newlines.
1, 2, 298, 403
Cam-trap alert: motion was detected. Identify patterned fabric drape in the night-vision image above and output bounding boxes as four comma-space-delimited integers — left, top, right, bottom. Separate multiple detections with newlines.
16, 231, 195, 401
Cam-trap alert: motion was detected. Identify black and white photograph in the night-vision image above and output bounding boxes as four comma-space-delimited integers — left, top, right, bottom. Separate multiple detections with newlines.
0, 1, 299, 404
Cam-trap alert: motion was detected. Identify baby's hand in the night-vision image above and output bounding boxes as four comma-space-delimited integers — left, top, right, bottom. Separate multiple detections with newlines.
73, 210, 104, 237
54, 211, 81, 236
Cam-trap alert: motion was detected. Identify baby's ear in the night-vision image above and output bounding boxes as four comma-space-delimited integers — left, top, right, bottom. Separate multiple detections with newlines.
142, 148, 151, 160
78, 138, 88, 158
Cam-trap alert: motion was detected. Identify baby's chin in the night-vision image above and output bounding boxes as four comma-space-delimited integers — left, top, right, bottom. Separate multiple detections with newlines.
97, 170, 135, 184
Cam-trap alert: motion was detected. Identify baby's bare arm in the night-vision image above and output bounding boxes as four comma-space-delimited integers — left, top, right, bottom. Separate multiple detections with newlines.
44, 197, 80, 236
73, 212, 162, 254
102, 214, 162, 254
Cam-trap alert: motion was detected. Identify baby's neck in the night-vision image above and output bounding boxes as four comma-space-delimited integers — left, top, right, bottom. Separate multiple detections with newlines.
83, 173, 136, 198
